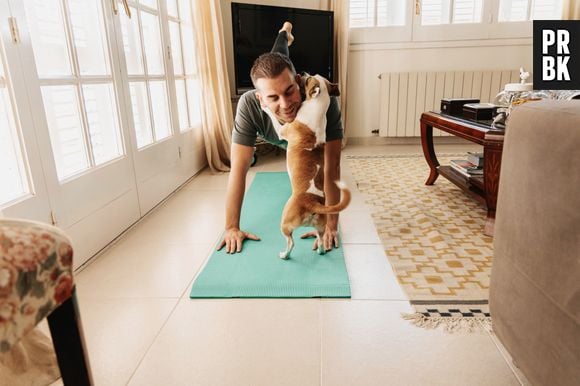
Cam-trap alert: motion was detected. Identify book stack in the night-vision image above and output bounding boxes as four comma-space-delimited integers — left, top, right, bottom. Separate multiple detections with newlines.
450, 159, 483, 178
467, 152, 484, 167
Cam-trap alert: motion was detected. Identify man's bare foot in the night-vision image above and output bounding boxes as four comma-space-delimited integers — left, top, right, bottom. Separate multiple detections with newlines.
279, 21, 294, 46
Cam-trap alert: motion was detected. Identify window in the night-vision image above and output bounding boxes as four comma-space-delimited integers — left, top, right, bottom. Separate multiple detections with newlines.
167, 0, 201, 132
1, 0, 205, 258
349, 0, 564, 43
349, 0, 412, 43
498, 0, 563, 21
350, 0, 407, 27
0, 51, 31, 206
421, 0, 483, 25
24, 0, 124, 180
120, 1, 172, 149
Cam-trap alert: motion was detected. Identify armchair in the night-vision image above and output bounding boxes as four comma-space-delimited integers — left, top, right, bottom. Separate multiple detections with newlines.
0, 218, 93, 385
490, 100, 580, 385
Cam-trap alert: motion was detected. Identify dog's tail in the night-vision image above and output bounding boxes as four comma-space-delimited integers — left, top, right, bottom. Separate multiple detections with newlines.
306, 180, 351, 214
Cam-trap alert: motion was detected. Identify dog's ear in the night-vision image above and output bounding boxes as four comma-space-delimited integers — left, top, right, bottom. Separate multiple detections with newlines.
305, 76, 321, 99
309, 86, 321, 99
326, 81, 340, 97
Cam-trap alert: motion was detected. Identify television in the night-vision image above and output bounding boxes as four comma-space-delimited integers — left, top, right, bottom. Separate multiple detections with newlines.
231, 3, 334, 95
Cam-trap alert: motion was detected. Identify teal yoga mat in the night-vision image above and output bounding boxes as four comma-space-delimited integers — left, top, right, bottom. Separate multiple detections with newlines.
190, 172, 351, 298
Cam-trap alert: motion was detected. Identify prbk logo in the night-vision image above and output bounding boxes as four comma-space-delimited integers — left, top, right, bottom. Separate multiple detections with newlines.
534, 20, 580, 90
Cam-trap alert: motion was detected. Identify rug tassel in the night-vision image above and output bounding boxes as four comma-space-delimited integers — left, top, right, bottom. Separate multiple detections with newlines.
402, 313, 492, 333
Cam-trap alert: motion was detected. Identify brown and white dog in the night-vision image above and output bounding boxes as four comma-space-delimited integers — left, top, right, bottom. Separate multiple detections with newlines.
272, 74, 351, 259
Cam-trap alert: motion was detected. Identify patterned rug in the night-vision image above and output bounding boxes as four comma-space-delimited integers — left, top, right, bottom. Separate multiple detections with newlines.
346, 154, 493, 332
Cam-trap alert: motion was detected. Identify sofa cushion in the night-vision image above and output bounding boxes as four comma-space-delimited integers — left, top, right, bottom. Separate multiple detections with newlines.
491, 100, 580, 386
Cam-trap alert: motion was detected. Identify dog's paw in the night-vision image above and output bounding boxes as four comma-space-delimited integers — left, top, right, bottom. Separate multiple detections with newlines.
279, 251, 290, 260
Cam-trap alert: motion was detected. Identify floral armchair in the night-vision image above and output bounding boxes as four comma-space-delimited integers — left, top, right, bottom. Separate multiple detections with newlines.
0, 218, 93, 385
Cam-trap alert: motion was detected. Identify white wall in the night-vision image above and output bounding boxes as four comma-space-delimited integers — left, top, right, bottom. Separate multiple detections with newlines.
219, 1, 533, 138
347, 39, 533, 137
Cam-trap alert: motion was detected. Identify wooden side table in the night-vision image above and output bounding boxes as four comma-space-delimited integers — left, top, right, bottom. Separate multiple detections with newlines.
420, 111, 504, 236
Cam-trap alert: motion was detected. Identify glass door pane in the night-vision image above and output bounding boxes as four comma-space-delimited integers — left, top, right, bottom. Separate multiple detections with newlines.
0, 89, 30, 206
181, 24, 196, 74
83, 83, 124, 165
141, 11, 164, 75
23, 0, 72, 77
120, 6, 145, 75
149, 81, 171, 140
186, 79, 201, 127
178, 0, 191, 22
41, 85, 89, 179
68, 0, 110, 75
175, 79, 188, 130
24, 0, 125, 181
140, 0, 158, 10
166, 0, 178, 17
167, 3, 200, 132
129, 81, 153, 148
119, 2, 173, 148
169, 21, 183, 75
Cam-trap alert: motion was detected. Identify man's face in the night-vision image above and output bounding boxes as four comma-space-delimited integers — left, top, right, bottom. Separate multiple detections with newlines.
255, 68, 302, 123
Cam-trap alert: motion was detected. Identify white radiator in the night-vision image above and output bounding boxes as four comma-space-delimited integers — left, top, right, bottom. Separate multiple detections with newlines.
378, 70, 521, 137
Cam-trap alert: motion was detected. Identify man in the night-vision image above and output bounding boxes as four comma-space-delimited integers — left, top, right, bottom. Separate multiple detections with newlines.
217, 22, 343, 254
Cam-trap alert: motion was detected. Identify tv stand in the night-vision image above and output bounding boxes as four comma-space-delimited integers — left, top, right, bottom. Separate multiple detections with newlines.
420, 111, 504, 236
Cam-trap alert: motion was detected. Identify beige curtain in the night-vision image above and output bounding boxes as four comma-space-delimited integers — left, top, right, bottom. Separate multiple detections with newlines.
192, 0, 232, 172
562, 0, 580, 19
320, 0, 350, 145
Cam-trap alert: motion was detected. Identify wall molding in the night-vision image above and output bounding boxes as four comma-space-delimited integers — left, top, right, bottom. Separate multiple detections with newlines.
349, 38, 532, 52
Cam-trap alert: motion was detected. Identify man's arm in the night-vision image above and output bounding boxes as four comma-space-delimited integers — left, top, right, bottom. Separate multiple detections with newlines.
217, 143, 260, 253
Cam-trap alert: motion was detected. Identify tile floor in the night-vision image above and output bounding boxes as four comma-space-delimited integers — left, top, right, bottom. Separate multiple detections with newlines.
50, 144, 523, 386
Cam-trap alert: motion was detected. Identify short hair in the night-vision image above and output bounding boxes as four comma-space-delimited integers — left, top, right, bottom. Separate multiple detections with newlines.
250, 52, 296, 87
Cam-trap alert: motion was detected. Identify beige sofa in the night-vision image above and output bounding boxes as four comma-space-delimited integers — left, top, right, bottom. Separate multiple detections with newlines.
490, 100, 580, 386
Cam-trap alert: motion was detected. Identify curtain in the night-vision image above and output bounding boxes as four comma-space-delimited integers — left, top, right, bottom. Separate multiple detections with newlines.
192, 0, 232, 172
562, 0, 580, 19
320, 0, 350, 146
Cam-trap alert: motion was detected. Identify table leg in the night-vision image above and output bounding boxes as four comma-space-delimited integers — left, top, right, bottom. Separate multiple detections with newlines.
483, 144, 503, 236
420, 121, 439, 185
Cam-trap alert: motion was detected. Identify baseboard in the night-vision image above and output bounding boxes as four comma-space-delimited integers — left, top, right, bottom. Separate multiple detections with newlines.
488, 330, 532, 386
74, 166, 208, 273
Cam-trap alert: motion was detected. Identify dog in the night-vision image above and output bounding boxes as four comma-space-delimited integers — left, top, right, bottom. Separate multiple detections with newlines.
261, 74, 335, 146
274, 74, 351, 259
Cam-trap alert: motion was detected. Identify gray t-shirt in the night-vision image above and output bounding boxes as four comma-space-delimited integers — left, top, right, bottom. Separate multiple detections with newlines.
232, 89, 343, 148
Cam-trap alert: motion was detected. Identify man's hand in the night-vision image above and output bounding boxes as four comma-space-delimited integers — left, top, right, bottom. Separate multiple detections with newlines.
217, 228, 260, 254
300, 225, 339, 252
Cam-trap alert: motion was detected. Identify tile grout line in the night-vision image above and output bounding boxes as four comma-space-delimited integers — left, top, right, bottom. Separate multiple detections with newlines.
178, 238, 218, 300
125, 212, 223, 385
124, 296, 183, 386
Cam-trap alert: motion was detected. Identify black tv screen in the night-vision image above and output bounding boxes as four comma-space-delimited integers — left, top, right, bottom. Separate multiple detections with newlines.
231, 3, 334, 94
